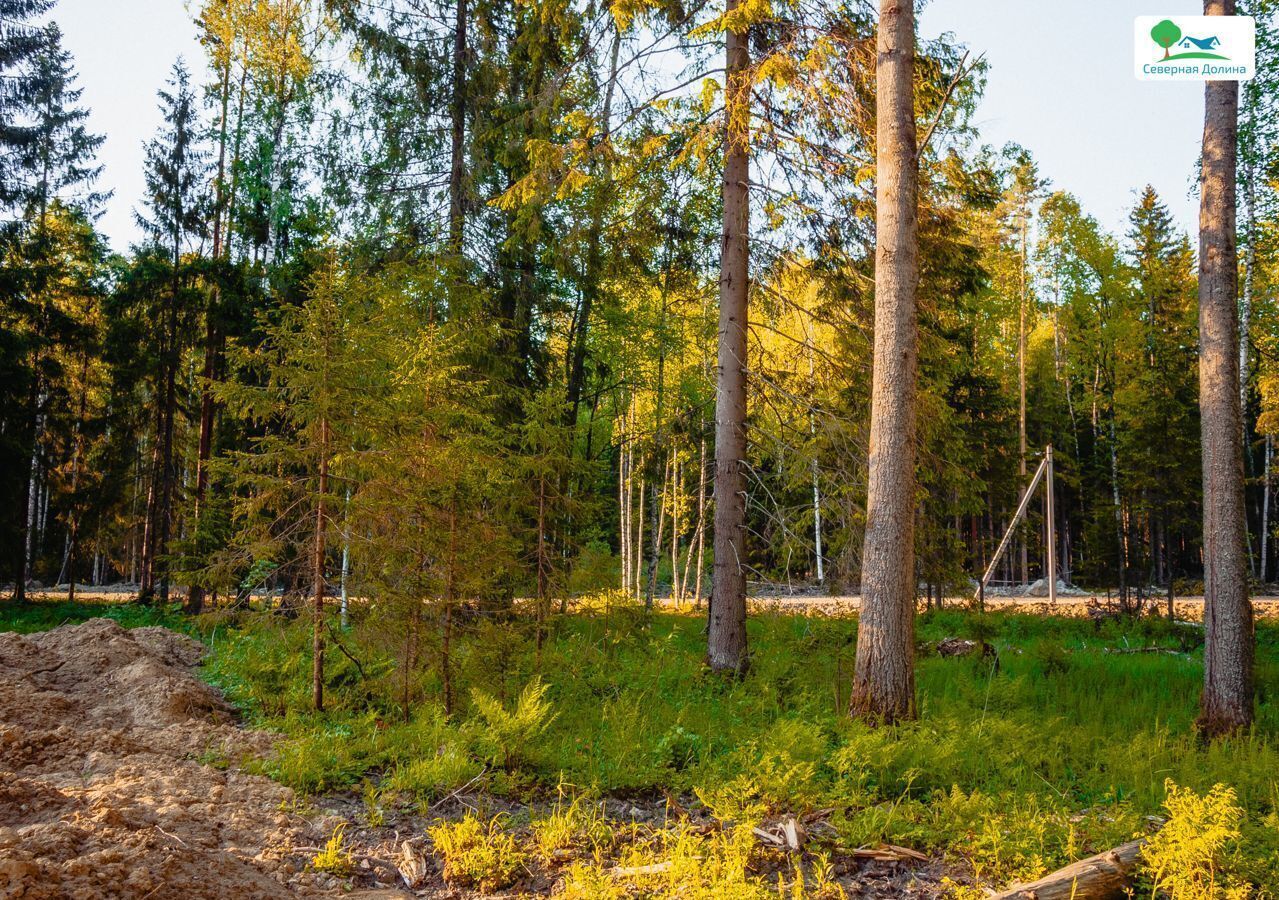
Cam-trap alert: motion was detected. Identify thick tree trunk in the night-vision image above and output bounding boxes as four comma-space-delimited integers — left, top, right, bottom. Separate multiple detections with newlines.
1197, 0, 1253, 738
850, 0, 919, 723
707, 0, 750, 674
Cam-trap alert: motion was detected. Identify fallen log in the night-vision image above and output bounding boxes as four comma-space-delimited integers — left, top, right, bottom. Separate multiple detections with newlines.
991, 839, 1145, 899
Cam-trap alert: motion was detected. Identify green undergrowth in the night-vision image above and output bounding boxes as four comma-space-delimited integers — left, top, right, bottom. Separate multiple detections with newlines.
5, 596, 1279, 893
0, 597, 188, 634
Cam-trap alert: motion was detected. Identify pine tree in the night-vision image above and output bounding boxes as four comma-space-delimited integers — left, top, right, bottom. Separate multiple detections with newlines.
1197, 0, 1253, 738
850, 0, 920, 723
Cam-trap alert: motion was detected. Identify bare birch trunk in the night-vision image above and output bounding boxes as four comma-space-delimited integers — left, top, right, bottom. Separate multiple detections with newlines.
694, 436, 708, 605
634, 471, 644, 599
671, 452, 682, 602
1197, 0, 1253, 737
850, 0, 919, 723
619, 424, 630, 594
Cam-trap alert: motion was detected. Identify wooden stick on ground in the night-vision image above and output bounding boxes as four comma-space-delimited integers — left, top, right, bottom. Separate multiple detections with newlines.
991, 839, 1145, 900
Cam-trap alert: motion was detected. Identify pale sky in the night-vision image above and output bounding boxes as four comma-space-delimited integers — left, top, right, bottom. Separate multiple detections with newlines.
55, 0, 1213, 253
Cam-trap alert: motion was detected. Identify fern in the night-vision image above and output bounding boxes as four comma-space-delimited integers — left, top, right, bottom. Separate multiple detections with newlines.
471, 677, 557, 769
1141, 780, 1250, 899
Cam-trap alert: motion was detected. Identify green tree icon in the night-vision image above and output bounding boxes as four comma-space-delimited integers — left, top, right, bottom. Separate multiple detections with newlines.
1151, 19, 1182, 59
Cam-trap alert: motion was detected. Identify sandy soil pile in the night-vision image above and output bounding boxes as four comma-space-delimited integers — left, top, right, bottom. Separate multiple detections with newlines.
0, 618, 350, 899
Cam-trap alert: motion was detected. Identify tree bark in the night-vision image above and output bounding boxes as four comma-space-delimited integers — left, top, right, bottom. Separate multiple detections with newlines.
1262, 433, 1271, 583
312, 417, 330, 713
707, 0, 750, 674
1197, 0, 1253, 738
565, 28, 620, 425
850, 0, 919, 723
447, 0, 468, 264
1018, 211, 1028, 586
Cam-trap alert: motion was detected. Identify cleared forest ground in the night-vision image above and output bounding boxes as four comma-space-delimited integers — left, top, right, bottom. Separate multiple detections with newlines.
2, 599, 1278, 897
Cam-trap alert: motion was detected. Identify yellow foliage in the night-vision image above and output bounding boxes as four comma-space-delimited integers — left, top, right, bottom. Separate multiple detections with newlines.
757, 53, 798, 88
428, 813, 527, 892
699, 77, 722, 113
197, 0, 316, 86
310, 823, 354, 874
1141, 780, 1250, 899
691, 0, 772, 38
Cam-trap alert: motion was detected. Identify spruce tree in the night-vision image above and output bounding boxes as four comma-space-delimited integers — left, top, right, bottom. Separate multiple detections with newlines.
0, 0, 52, 211
134, 58, 209, 603
4, 20, 101, 602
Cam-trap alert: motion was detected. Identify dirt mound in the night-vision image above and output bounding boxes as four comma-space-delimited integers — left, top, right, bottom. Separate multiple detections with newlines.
0, 619, 340, 899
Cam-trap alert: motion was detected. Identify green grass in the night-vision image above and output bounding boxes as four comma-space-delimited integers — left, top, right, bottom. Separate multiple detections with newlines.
0, 597, 189, 634
5, 596, 1279, 892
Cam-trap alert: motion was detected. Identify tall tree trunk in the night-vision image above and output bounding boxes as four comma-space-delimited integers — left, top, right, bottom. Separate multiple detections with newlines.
1018, 212, 1029, 585
1262, 434, 1272, 584
850, 0, 919, 723
619, 422, 630, 594
807, 336, 825, 584
1197, 1, 1253, 737
448, 0, 468, 264
1240, 134, 1257, 576
56, 354, 91, 595
671, 451, 682, 602
155, 233, 182, 603
1109, 415, 1128, 607
188, 56, 234, 616
707, 0, 750, 674
634, 472, 644, 598
694, 435, 708, 605
646, 271, 670, 608
138, 407, 163, 600
312, 417, 330, 713
565, 28, 621, 424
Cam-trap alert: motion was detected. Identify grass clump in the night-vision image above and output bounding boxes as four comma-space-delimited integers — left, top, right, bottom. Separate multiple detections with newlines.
310, 824, 354, 875
428, 812, 526, 892
530, 790, 614, 863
